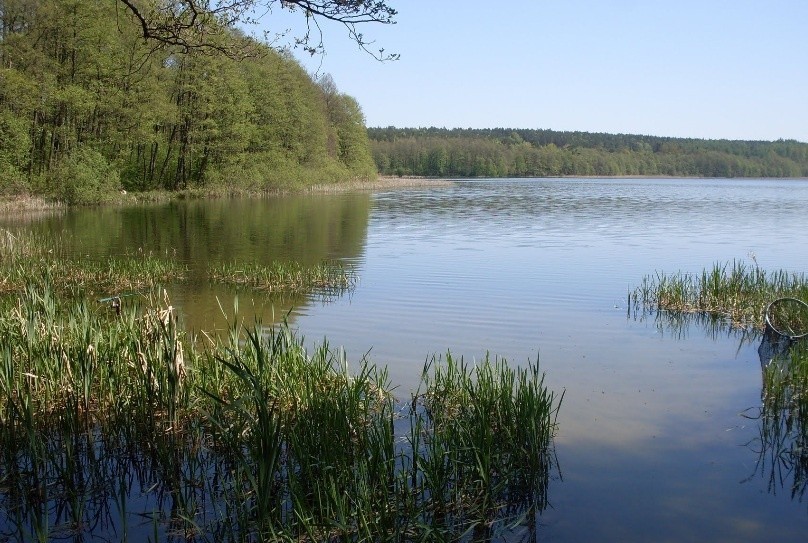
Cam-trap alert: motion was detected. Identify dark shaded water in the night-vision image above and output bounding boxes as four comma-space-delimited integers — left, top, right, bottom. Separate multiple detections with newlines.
5, 178, 808, 541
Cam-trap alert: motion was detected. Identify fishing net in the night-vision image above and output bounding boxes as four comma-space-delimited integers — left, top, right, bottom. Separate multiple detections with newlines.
758, 297, 808, 367
758, 298, 808, 366
765, 297, 808, 340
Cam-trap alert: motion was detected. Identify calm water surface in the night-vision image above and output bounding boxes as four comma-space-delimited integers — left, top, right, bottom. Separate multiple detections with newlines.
9, 178, 808, 541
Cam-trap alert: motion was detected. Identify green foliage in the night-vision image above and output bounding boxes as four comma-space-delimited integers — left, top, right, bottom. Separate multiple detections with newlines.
0, 281, 562, 540
0, 110, 30, 193
48, 146, 119, 205
369, 127, 808, 178
0, 0, 376, 203
632, 260, 808, 329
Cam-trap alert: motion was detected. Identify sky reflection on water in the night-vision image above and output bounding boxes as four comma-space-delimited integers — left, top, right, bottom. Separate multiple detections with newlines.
5, 178, 808, 541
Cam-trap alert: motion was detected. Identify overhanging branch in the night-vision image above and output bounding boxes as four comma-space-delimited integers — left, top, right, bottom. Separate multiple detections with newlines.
116, 0, 398, 60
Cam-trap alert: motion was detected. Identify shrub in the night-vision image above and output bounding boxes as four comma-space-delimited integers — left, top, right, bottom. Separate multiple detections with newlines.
50, 147, 120, 205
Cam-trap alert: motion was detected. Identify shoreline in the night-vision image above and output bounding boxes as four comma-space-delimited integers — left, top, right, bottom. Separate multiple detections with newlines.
2, 174, 806, 215
306, 176, 454, 192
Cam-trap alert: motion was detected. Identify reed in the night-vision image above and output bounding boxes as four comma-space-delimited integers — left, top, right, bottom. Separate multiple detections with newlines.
1, 229, 356, 301
744, 341, 808, 502
0, 229, 185, 296
209, 260, 357, 294
633, 260, 808, 329
408, 353, 563, 534
0, 284, 562, 541
635, 260, 808, 504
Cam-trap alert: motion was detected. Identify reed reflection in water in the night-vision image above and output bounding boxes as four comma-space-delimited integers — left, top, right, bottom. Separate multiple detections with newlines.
4, 179, 808, 541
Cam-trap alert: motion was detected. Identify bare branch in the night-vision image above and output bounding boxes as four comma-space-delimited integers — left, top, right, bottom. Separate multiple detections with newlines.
116, 0, 398, 60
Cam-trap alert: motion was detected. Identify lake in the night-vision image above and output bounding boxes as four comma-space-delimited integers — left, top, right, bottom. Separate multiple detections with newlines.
5, 177, 808, 541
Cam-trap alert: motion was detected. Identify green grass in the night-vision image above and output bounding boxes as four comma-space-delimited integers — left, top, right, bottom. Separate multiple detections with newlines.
635, 259, 808, 504
209, 260, 356, 294
0, 282, 562, 541
632, 260, 808, 329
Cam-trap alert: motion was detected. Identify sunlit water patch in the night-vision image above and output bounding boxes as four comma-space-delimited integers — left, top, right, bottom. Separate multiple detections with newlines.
3, 178, 808, 541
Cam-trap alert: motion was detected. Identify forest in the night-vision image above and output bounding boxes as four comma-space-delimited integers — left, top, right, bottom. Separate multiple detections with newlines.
369, 127, 808, 178
0, 0, 377, 204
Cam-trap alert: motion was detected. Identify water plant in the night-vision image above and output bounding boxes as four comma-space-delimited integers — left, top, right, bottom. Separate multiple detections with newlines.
0, 283, 562, 541
744, 340, 808, 504
0, 229, 185, 296
632, 260, 808, 329
407, 353, 563, 536
209, 260, 357, 295
635, 259, 808, 508
0, 229, 357, 301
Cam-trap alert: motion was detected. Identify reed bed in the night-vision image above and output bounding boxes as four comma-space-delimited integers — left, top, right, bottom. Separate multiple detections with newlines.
0, 284, 562, 542
405, 353, 563, 535
632, 260, 808, 329
635, 259, 808, 505
1, 229, 356, 300
209, 260, 357, 294
0, 229, 184, 296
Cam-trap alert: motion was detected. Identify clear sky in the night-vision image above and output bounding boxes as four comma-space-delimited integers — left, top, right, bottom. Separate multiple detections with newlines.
260, 1, 808, 142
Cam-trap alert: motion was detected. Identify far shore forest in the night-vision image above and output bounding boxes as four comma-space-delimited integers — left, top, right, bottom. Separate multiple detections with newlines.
368, 127, 808, 179
2, 2, 808, 208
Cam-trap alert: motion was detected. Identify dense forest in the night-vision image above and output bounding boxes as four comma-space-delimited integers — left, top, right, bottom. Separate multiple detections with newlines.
0, 0, 376, 204
369, 127, 808, 178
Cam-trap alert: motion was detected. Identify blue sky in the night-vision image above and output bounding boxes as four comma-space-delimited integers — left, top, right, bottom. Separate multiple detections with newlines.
260, 1, 808, 142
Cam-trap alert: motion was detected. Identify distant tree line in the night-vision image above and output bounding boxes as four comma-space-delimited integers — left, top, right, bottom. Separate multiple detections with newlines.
0, 0, 377, 204
368, 127, 808, 178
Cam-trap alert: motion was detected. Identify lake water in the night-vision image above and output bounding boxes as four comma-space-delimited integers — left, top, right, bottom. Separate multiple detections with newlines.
7, 178, 808, 541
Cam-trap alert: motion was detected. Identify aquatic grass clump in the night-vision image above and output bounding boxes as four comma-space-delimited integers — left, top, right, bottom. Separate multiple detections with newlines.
639, 260, 808, 506
209, 260, 357, 294
406, 353, 563, 536
0, 284, 562, 541
633, 260, 808, 329
204, 326, 400, 540
0, 229, 185, 296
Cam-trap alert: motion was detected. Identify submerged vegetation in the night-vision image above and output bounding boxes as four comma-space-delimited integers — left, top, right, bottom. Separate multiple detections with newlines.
0, 281, 562, 541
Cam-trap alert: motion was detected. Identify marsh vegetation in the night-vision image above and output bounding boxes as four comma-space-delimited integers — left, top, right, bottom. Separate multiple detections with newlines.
634, 260, 808, 511
4, 178, 808, 541
632, 259, 808, 330
0, 231, 562, 541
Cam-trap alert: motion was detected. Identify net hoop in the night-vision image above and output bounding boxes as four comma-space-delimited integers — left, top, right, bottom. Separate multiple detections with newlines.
764, 297, 808, 340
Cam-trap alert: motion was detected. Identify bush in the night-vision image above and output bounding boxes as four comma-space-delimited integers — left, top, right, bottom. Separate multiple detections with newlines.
0, 111, 31, 194
50, 147, 120, 205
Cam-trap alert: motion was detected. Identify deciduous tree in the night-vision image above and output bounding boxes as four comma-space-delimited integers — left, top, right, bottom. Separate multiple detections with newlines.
116, 0, 398, 59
